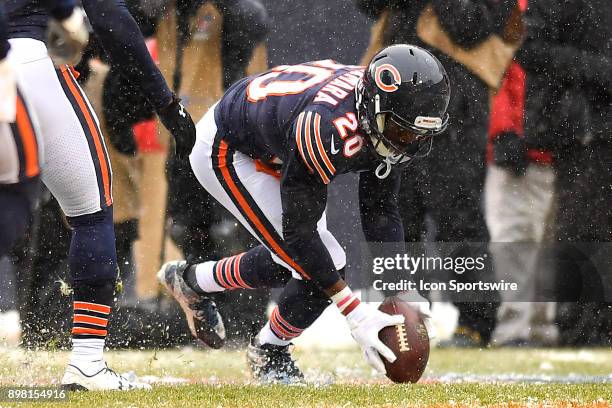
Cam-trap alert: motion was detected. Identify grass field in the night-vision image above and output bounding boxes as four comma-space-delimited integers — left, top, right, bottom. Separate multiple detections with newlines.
0, 347, 610, 407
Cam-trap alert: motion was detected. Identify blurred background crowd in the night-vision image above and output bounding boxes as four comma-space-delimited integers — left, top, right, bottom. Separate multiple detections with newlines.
0, 0, 610, 350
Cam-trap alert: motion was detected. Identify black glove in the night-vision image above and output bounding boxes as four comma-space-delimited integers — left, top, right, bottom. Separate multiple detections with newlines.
157, 95, 196, 159
492, 131, 528, 177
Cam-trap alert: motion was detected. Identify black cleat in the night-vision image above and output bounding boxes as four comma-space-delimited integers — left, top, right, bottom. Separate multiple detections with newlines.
247, 337, 304, 384
157, 261, 225, 348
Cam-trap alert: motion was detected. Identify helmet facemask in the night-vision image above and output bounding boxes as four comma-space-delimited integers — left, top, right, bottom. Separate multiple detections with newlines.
356, 82, 445, 178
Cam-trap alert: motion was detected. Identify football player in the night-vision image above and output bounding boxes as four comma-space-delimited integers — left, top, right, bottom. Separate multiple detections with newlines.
5, 0, 196, 390
159, 44, 450, 382
0, 4, 42, 257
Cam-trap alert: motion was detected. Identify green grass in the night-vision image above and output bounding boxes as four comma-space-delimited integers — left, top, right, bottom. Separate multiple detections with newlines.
0, 347, 611, 407
33, 384, 612, 408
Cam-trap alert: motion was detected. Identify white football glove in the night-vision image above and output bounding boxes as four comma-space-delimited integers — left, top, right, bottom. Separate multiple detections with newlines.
47, 8, 89, 66
346, 302, 404, 374
0, 56, 17, 122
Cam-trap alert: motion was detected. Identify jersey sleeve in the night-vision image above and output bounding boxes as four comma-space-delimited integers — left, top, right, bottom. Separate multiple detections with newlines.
278, 123, 343, 290
292, 109, 344, 185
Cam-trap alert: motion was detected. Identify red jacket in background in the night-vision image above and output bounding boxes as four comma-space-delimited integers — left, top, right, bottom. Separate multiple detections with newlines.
487, 60, 553, 165
487, 0, 553, 165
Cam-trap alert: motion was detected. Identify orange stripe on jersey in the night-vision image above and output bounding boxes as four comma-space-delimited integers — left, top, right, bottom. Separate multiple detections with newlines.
61, 67, 112, 207
14, 95, 39, 178
74, 314, 108, 327
304, 112, 330, 184
71, 327, 108, 336
73, 301, 111, 314
217, 140, 311, 280
313, 113, 336, 176
295, 112, 314, 174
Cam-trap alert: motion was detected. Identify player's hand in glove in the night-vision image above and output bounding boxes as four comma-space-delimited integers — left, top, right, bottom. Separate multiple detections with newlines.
346, 302, 404, 373
47, 8, 89, 66
157, 95, 196, 159
492, 131, 527, 177
0, 56, 17, 122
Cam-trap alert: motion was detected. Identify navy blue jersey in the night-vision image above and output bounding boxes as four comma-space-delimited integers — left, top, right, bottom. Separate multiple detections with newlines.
215, 60, 376, 178
215, 61, 404, 289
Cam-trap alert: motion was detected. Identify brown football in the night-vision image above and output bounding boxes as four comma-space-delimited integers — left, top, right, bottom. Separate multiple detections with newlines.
378, 297, 430, 383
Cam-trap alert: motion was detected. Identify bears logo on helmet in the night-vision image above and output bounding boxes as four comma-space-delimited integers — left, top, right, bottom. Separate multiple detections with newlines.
374, 64, 402, 93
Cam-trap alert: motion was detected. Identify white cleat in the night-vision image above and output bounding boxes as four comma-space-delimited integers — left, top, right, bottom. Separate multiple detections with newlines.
157, 260, 226, 348
61, 360, 152, 391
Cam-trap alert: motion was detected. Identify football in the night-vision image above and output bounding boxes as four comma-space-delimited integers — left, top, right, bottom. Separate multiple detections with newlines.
378, 297, 430, 383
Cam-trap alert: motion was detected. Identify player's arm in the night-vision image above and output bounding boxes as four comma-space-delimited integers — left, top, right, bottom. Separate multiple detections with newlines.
358, 168, 404, 244
280, 149, 340, 291
80, 0, 196, 158
283, 111, 403, 373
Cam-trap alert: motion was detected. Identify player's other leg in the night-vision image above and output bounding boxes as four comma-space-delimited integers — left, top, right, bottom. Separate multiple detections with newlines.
8, 38, 149, 390
0, 89, 41, 256
157, 259, 228, 348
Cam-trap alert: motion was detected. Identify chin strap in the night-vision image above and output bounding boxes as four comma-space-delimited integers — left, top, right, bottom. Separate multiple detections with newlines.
375, 159, 392, 179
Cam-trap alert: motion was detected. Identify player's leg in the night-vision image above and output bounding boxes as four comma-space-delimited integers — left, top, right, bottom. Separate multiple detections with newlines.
8, 38, 148, 390
178, 106, 345, 381
0, 89, 41, 256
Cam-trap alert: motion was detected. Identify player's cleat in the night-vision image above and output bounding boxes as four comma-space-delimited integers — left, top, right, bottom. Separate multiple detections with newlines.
247, 337, 304, 384
61, 360, 151, 391
157, 260, 226, 348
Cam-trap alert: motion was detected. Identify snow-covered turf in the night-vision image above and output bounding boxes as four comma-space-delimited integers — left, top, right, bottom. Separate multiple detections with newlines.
0, 347, 611, 407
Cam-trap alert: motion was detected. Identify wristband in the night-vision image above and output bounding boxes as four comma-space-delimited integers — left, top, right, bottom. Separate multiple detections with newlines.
331, 286, 361, 316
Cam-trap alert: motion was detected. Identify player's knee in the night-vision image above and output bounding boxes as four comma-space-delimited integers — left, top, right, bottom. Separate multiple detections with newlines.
66, 206, 118, 283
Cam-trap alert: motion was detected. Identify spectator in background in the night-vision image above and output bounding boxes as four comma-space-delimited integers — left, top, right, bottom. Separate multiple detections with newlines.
356, 0, 516, 347
485, 53, 557, 345
517, 0, 612, 346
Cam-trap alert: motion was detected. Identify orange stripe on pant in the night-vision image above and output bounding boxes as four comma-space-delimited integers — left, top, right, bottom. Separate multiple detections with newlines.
73, 301, 111, 314
217, 140, 311, 280
74, 314, 108, 327
71, 327, 108, 336
60, 67, 112, 207
15, 95, 39, 178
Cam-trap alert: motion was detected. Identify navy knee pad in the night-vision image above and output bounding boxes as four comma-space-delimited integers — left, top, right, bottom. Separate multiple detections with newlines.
66, 206, 118, 283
